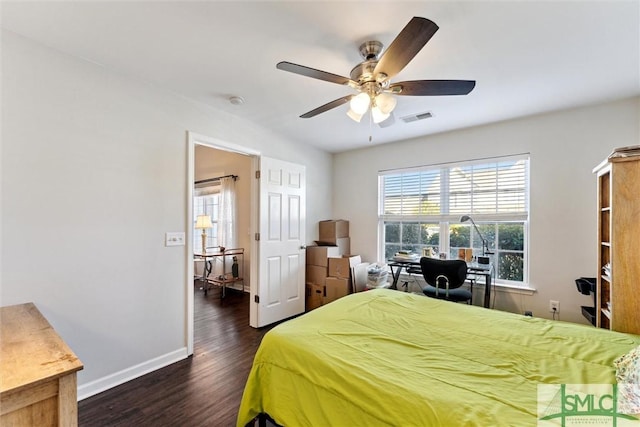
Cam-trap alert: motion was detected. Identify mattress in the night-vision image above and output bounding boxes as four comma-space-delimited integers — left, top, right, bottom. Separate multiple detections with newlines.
237, 289, 640, 426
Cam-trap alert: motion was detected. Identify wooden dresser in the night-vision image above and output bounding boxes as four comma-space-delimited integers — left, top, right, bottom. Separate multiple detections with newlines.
1, 303, 84, 426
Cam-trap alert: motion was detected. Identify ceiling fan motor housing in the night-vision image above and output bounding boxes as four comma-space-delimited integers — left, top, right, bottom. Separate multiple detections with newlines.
350, 61, 376, 83
351, 41, 387, 85
359, 40, 383, 60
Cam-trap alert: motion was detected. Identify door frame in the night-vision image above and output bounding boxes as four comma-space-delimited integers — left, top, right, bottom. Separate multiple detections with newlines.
186, 131, 260, 355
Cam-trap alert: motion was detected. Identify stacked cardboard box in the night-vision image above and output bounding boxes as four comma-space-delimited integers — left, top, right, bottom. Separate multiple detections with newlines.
305, 245, 341, 312
305, 220, 357, 311
325, 255, 361, 304
318, 220, 350, 255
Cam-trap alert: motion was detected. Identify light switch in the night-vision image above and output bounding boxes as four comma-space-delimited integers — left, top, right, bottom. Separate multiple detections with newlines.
165, 232, 185, 247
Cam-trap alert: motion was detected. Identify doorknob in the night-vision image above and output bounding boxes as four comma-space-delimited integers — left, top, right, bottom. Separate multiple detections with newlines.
300, 245, 307, 250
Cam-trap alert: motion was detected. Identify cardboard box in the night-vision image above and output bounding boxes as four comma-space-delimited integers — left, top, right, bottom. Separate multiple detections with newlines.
306, 245, 341, 266
306, 265, 328, 285
328, 255, 362, 279
305, 282, 323, 312
319, 220, 349, 243
312, 240, 350, 257
335, 237, 350, 256
323, 277, 351, 305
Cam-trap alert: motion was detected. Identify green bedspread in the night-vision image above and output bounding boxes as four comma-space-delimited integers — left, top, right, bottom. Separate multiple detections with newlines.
237, 289, 640, 426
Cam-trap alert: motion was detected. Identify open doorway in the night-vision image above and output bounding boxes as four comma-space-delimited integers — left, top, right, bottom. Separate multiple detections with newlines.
193, 145, 252, 295
186, 132, 260, 355
186, 132, 307, 352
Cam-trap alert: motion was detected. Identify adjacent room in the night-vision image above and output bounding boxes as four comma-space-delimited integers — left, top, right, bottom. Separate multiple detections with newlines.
1, 1, 639, 426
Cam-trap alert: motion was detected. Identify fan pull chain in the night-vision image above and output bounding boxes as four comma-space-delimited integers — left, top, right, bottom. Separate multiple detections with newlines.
368, 109, 373, 143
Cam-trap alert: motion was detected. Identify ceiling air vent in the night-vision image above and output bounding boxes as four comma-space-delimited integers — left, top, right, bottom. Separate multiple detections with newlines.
400, 111, 433, 123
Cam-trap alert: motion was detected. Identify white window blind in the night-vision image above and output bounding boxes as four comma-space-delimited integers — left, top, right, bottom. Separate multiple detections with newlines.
381, 156, 528, 220
382, 169, 441, 216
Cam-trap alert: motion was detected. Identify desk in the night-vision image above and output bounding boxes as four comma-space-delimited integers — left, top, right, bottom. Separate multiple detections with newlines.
195, 248, 244, 298
388, 260, 493, 308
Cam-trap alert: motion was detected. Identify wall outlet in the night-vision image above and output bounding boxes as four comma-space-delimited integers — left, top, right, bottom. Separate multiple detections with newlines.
549, 300, 560, 313
165, 232, 185, 247
524, 311, 533, 317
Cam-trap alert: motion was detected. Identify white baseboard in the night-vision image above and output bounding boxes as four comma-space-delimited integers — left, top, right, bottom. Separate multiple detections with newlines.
77, 347, 189, 401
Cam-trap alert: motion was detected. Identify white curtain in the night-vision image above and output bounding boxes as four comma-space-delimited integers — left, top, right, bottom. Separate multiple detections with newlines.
218, 176, 236, 249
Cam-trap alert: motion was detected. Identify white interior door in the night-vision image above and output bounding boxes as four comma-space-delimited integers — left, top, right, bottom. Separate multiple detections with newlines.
254, 156, 306, 327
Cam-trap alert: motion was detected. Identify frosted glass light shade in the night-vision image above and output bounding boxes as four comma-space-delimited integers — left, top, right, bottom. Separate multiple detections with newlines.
375, 93, 397, 114
346, 108, 364, 122
195, 215, 213, 229
371, 106, 390, 124
350, 93, 371, 114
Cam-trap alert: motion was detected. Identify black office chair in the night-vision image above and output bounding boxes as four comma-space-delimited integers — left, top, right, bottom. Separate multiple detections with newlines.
420, 257, 473, 304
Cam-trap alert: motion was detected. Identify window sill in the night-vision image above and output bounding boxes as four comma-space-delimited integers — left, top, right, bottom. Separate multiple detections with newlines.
493, 282, 536, 296
395, 273, 536, 295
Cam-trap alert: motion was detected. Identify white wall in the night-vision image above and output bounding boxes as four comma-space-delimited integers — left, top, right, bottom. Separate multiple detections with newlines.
333, 96, 640, 324
0, 31, 333, 396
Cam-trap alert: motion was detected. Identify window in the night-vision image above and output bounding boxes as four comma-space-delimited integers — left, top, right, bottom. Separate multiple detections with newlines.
193, 192, 220, 253
379, 155, 529, 286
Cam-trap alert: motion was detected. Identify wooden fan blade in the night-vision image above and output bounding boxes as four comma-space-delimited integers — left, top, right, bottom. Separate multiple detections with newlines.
374, 17, 439, 79
277, 61, 353, 86
389, 80, 476, 96
300, 95, 354, 118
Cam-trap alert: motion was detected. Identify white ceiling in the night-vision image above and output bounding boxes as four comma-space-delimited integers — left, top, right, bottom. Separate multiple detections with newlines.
2, 1, 639, 153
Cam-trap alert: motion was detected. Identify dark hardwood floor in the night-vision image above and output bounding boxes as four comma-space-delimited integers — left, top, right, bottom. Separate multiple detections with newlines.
78, 281, 274, 427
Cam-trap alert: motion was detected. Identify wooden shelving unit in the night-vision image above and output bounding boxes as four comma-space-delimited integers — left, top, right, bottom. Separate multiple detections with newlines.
593, 152, 640, 334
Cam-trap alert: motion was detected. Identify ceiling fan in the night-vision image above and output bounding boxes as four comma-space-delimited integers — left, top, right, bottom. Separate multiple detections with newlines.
277, 17, 475, 127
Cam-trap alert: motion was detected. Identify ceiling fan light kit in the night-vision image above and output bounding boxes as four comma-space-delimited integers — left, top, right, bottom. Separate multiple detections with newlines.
371, 106, 389, 124
349, 93, 370, 115
346, 108, 364, 123
346, 91, 397, 124
276, 16, 475, 129
376, 93, 397, 114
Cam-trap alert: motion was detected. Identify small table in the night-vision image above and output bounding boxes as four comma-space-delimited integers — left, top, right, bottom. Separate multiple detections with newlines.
195, 248, 244, 298
388, 260, 493, 308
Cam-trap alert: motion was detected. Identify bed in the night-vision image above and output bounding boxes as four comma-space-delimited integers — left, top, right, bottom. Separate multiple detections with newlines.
237, 289, 640, 426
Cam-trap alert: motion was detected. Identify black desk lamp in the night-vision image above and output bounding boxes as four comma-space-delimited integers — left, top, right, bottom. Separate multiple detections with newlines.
460, 215, 492, 257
